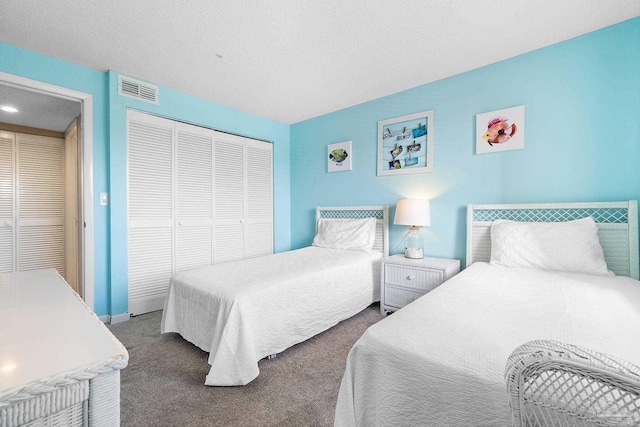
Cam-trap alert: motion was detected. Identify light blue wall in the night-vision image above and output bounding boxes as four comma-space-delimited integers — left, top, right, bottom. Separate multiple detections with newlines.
0, 43, 290, 317
290, 18, 640, 266
1, 17, 638, 315
0, 42, 112, 314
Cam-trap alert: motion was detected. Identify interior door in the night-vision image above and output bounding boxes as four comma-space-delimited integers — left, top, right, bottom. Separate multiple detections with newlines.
127, 111, 174, 315
245, 139, 273, 258
213, 132, 246, 264
16, 133, 65, 274
64, 118, 80, 293
175, 122, 213, 271
0, 131, 15, 272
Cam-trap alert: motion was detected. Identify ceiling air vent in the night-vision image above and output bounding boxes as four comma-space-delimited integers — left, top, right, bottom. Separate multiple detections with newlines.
118, 75, 159, 104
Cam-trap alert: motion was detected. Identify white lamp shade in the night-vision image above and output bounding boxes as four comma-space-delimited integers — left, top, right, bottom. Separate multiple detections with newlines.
394, 199, 431, 227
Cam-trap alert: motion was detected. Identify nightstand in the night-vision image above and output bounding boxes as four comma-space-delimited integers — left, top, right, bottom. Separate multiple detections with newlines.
381, 255, 460, 314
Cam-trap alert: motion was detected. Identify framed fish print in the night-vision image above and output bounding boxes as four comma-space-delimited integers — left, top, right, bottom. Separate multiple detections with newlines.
328, 140, 352, 172
476, 105, 525, 154
377, 110, 434, 176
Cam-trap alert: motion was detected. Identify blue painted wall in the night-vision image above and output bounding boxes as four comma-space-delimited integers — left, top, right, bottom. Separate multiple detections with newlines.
1, 17, 638, 315
0, 44, 290, 317
290, 18, 640, 266
0, 42, 112, 314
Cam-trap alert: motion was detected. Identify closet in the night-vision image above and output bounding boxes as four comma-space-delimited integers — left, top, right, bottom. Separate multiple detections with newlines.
127, 110, 273, 315
0, 131, 65, 276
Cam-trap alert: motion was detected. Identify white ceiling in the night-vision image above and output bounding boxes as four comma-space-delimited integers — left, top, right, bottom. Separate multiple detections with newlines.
0, 84, 80, 132
0, 1, 638, 125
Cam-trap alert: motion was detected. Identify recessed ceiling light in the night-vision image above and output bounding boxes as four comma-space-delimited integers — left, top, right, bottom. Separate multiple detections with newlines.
1, 362, 16, 373
0, 105, 19, 113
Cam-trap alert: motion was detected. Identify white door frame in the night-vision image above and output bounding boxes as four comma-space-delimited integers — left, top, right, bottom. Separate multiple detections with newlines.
0, 71, 95, 310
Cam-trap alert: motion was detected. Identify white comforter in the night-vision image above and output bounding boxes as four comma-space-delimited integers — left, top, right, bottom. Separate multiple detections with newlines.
334, 262, 640, 426
161, 246, 381, 386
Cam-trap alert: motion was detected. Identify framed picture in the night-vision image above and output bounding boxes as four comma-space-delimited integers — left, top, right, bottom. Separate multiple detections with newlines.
476, 105, 525, 154
377, 110, 434, 176
327, 140, 352, 172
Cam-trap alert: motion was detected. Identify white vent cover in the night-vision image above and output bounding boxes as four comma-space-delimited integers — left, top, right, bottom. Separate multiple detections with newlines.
118, 75, 159, 104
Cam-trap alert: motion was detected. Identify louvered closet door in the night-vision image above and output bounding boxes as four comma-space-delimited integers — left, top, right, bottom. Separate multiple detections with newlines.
17, 134, 65, 274
126, 110, 275, 314
245, 139, 273, 258
175, 122, 213, 271
213, 133, 246, 263
127, 111, 174, 315
0, 132, 15, 273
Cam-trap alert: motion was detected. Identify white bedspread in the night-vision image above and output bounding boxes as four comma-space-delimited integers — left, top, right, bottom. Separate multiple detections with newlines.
334, 262, 640, 426
161, 246, 381, 386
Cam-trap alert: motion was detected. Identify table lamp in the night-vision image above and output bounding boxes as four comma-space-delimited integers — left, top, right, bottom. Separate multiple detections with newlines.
394, 199, 431, 259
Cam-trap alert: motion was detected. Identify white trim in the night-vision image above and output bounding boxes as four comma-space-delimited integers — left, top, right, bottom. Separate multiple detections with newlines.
98, 315, 110, 323
0, 71, 95, 310
109, 312, 130, 324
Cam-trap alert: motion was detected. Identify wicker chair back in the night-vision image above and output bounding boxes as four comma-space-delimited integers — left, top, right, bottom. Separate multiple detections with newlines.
505, 340, 640, 426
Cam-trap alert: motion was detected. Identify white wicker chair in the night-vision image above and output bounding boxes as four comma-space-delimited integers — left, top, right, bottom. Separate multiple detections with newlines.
505, 340, 640, 427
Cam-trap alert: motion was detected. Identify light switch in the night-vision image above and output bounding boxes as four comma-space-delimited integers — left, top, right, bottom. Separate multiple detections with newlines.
100, 192, 109, 206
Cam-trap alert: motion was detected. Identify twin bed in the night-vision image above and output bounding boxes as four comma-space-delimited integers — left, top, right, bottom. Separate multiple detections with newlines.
334, 201, 640, 426
161, 206, 388, 386
160, 200, 640, 425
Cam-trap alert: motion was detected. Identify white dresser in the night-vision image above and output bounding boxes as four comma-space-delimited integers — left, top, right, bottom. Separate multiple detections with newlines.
0, 269, 128, 427
381, 255, 460, 314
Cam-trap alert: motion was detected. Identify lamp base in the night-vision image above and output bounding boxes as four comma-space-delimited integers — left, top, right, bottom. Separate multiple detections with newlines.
404, 247, 423, 259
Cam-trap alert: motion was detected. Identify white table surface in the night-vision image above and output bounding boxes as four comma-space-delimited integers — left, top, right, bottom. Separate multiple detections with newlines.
0, 269, 126, 393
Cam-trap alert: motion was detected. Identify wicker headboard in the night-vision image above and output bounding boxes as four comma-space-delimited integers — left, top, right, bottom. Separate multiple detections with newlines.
466, 201, 639, 279
316, 206, 389, 256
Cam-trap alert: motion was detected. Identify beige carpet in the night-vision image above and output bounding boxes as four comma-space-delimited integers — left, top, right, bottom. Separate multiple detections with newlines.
108, 304, 383, 427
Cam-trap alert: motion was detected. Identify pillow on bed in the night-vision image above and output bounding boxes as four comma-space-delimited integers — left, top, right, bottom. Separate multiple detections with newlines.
312, 218, 377, 252
490, 217, 613, 276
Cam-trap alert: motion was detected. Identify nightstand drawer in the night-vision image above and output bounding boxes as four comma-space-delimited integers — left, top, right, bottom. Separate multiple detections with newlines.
385, 285, 424, 308
380, 255, 460, 315
384, 265, 444, 292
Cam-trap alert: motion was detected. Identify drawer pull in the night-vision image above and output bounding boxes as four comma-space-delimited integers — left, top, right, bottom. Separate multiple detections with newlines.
406, 275, 414, 280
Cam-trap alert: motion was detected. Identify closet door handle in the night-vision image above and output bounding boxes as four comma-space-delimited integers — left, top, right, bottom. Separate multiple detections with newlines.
2, 221, 11, 228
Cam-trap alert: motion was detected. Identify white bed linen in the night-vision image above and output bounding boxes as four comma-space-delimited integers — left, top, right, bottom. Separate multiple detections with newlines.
334, 262, 640, 427
161, 246, 381, 386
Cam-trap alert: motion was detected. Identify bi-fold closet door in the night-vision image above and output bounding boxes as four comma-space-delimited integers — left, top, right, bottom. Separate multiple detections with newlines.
0, 131, 65, 275
213, 132, 274, 263
127, 110, 273, 315
0, 132, 13, 272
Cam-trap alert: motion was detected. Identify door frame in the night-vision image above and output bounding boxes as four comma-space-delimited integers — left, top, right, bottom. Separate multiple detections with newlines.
0, 71, 95, 310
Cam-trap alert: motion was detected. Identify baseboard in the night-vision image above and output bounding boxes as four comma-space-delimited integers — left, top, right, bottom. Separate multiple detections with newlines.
110, 312, 131, 324
98, 315, 110, 323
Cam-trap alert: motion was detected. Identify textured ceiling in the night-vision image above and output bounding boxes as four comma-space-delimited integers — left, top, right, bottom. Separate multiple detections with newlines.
0, 85, 80, 132
0, 1, 638, 125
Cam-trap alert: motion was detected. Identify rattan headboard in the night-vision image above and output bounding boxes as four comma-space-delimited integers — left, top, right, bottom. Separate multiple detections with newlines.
316, 206, 389, 256
467, 201, 639, 279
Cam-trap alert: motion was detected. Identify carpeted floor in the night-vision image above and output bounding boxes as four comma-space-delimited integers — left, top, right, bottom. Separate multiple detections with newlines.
107, 304, 383, 427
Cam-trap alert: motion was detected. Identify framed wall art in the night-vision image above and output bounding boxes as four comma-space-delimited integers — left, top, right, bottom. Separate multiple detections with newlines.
476, 105, 525, 154
327, 140, 352, 172
377, 110, 434, 176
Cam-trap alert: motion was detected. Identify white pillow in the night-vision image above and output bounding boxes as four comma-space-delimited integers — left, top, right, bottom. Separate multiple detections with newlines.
312, 218, 377, 252
489, 217, 612, 276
